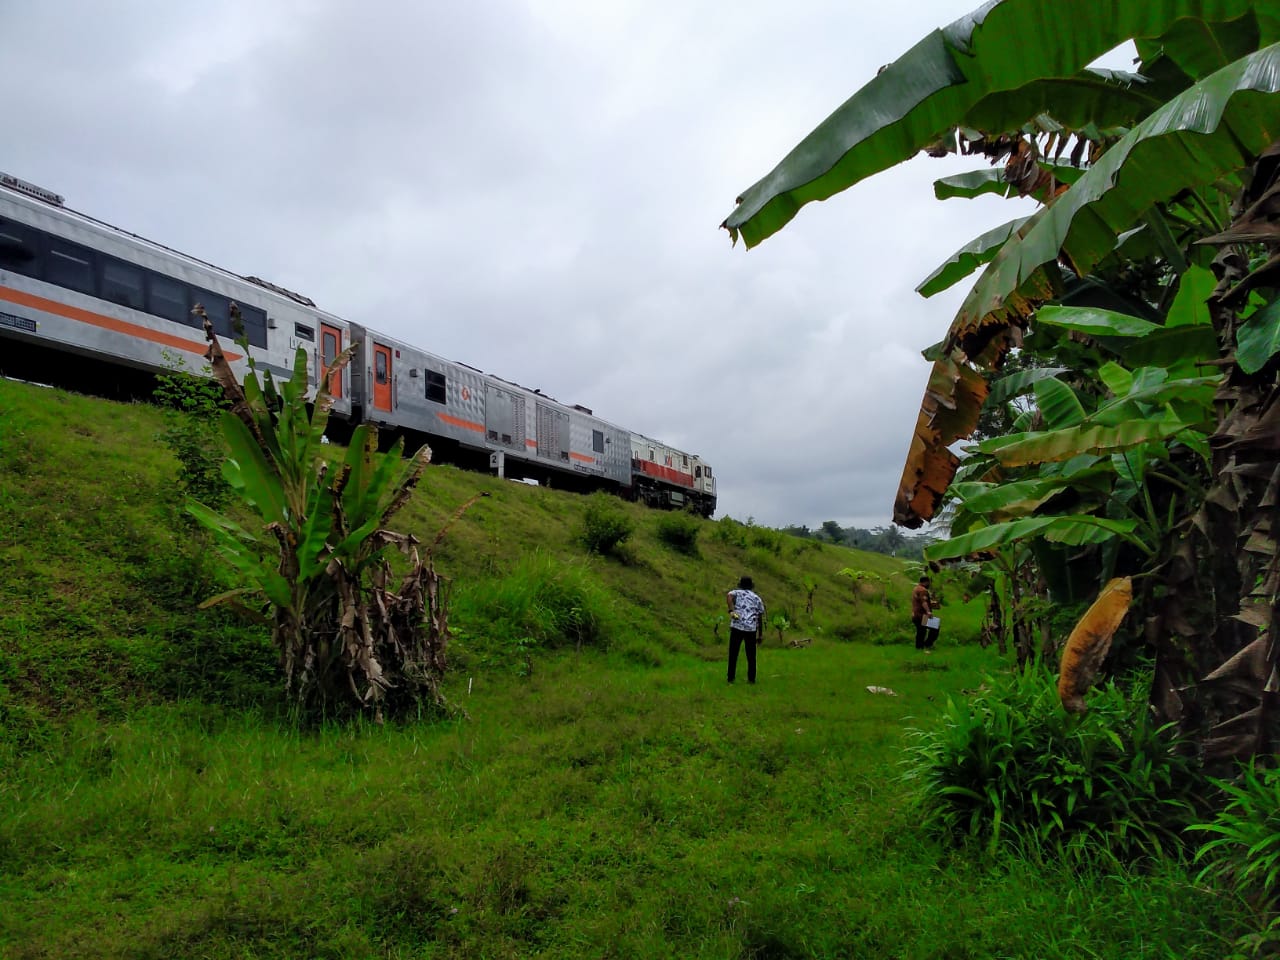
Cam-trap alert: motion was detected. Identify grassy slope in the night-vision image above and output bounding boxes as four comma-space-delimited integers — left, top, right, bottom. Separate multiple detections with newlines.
0, 378, 1241, 959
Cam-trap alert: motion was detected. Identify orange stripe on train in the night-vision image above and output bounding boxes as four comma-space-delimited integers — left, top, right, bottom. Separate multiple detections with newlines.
0, 284, 242, 361
437, 411, 485, 434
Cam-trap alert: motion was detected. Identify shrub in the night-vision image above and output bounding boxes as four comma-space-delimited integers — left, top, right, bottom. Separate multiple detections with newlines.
655, 511, 700, 555
581, 494, 634, 555
152, 352, 229, 510
710, 515, 748, 547
453, 554, 614, 653
903, 667, 1204, 861
1189, 762, 1280, 956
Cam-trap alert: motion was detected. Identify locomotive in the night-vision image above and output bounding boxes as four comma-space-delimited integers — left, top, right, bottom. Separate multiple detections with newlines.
0, 172, 717, 516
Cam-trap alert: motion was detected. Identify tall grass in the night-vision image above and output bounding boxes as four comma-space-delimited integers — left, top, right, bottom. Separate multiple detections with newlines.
903, 666, 1205, 862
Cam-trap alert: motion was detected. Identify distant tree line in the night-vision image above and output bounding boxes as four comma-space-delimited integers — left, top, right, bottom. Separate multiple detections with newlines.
780, 521, 936, 560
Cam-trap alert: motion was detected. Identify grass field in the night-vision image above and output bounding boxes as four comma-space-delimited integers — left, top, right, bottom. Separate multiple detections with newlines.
0, 377, 1247, 958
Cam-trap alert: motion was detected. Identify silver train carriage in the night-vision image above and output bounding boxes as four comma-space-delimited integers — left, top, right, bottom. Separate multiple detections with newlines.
0, 172, 717, 516
0, 172, 352, 418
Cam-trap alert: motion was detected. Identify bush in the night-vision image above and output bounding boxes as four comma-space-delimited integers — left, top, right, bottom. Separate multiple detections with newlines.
152, 353, 229, 511
1190, 762, 1280, 956
655, 511, 700, 555
453, 554, 615, 654
710, 516, 748, 547
581, 494, 634, 555
903, 667, 1204, 861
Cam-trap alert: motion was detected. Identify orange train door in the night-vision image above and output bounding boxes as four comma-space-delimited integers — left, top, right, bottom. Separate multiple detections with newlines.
320, 323, 342, 399
372, 342, 393, 412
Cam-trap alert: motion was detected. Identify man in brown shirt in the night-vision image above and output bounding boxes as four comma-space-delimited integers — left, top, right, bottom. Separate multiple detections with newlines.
911, 576, 938, 651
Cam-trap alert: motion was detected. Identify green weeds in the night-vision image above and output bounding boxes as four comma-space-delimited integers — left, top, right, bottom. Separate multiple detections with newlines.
903, 666, 1205, 861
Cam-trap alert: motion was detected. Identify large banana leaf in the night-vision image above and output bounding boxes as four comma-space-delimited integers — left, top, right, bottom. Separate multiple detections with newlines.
949, 44, 1280, 351
723, 0, 1278, 248
977, 414, 1197, 468
925, 514, 1144, 561
1134, 10, 1267, 85
893, 351, 990, 524
986, 365, 1069, 405
963, 69, 1159, 134
1034, 377, 1085, 429
1035, 303, 1220, 373
917, 218, 1027, 297
895, 49, 1280, 525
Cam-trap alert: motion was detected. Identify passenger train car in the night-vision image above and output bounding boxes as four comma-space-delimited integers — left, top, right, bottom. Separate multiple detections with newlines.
0, 172, 716, 515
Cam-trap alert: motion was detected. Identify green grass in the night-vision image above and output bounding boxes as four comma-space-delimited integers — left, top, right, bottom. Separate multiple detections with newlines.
0, 377, 1250, 958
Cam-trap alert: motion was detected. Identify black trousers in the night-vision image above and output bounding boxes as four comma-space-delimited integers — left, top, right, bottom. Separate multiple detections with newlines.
913, 617, 938, 650
728, 627, 758, 683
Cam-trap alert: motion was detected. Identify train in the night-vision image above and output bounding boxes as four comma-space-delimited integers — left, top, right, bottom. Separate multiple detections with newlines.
0, 171, 717, 516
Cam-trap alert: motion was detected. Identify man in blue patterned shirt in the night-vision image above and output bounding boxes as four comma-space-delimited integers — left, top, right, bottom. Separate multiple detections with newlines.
725, 575, 766, 684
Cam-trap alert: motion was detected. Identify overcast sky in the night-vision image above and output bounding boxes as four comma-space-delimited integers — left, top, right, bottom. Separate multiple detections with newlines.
2, 1, 1093, 530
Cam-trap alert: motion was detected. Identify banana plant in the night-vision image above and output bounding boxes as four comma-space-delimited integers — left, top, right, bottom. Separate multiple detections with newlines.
724, 0, 1280, 766
186, 306, 462, 721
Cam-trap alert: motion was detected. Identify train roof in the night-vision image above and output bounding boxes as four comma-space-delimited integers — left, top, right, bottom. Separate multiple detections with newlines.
1, 171, 335, 320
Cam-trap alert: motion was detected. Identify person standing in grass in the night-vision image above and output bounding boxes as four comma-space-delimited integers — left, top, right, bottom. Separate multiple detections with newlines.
725, 575, 765, 684
911, 575, 939, 651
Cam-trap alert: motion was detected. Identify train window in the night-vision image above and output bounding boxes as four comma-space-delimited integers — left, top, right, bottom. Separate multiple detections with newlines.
147, 273, 189, 323
682, 455, 688, 468
239, 304, 268, 348
375, 351, 388, 384
593, 430, 604, 453
100, 258, 146, 311
705, 466, 712, 478
649, 449, 655, 461
426, 370, 446, 403
0, 222, 39, 277
198, 290, 233, 338
295, 323, 315, 341
45, 238, 95, 295
695, 466, 702, 479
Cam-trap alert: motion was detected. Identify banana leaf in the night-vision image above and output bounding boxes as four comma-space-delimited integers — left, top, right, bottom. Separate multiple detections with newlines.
1236, 296, 1280, 374
1035, 305, 1164, 338
963, 69, 1160, 134
1034, 377, 1086, 429
986, 365, 1069, 405
220, 411, 289, 525
917, 218, 1028, 298
950, 44, 1280, 350
925, 514, 1144, 561
932, 163, 1085, 202
978, 414, 1197, 468
723, 0, 1278, 248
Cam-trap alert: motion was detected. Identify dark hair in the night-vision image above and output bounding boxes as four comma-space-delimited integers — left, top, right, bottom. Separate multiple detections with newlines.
918, 576, 931, 585
738, 575, 754, 590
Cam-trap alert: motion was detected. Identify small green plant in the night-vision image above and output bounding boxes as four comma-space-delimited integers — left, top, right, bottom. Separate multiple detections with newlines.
1189, 762, 1280, 956
153, 350, 229, 510
837, 568, 886, 606
801, 575, 817, 615
705, 612, 727, 641
770, 613, 790, 643
903, 666, 1204, 861
581, 493, 634, 555
655, 511, 700, 555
